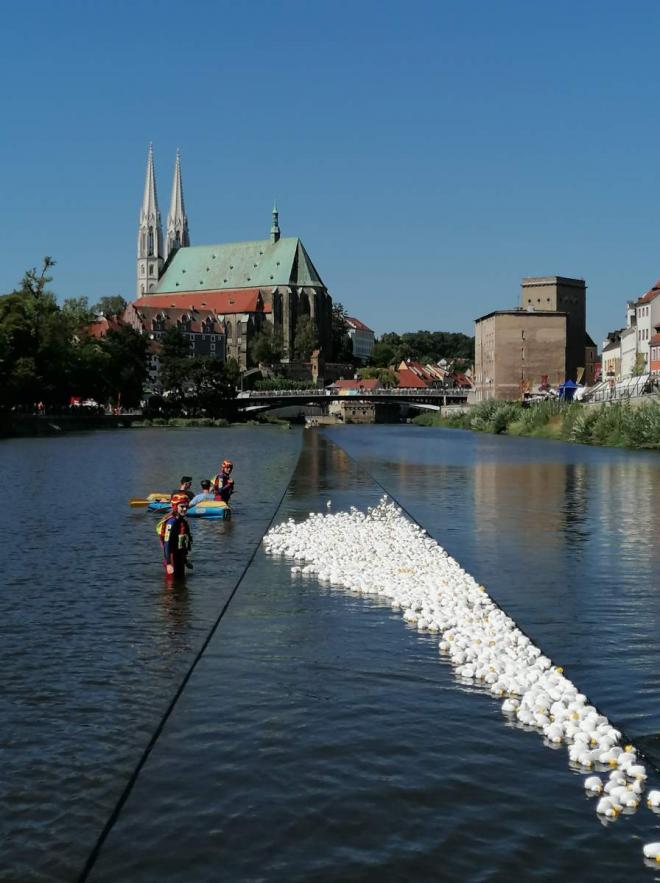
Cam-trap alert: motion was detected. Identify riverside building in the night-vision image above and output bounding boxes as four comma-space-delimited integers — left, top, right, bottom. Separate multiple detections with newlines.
473, 276, 597, 401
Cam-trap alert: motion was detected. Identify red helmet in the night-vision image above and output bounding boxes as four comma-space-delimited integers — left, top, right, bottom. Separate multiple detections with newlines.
222, 459, 233, 471
171, 493, 189, 508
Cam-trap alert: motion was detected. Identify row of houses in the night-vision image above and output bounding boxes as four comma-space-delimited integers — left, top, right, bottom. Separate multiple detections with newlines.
601, 281, 660, 379
87, 294, 375, 394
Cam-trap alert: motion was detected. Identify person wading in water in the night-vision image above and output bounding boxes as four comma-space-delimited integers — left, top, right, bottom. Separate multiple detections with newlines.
157, 493, 193, 578
211, 460, 234, 505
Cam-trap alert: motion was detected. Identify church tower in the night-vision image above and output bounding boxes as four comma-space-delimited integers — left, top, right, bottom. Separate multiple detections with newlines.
137, 144, 164, 296
165, 149, 190, 261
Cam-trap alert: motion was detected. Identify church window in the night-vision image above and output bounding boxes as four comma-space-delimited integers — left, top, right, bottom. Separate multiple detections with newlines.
226, 321, 233, 340
148, 228, 154, 256
150, 264, 154, 275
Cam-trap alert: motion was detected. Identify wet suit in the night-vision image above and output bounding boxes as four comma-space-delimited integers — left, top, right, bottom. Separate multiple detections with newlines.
159, 513, 193, 577
211, 470, 234, 504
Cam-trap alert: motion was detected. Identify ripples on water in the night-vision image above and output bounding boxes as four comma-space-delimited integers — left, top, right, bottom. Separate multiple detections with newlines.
3, 425, 660, 881
79, 427, 660, 883
0, 426, 301, 882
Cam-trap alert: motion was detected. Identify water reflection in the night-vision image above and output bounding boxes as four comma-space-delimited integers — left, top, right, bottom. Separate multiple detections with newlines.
159, 582, 192, 640
86, 428, 660, 883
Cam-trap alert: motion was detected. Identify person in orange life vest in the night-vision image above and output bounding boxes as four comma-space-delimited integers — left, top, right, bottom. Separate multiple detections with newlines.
211, 459, 234, 504
158, 493, 193, 577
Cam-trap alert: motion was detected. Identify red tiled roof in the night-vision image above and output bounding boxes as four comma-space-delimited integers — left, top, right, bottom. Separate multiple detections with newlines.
650, 333, 660, 346
638, 281, 660, 305
133, 304, 224, 334
330, 378, 381, 391
397, 367, 429, 389
85, 316, 123, 338
133, 288, 264, 313
345, 316, 373, 332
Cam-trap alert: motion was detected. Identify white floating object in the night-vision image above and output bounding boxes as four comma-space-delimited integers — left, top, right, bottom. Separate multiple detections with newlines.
647, 790, 660, 808
584, 776, 603, 794
596, 796, 621, 817
643, 843, 660, 860
264, 500, 644, 833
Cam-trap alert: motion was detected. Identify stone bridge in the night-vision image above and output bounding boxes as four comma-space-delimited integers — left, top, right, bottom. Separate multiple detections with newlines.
235, 388, 469, 412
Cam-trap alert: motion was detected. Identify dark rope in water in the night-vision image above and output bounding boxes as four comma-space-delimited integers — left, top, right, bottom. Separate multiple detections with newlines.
77, 463, 297, 882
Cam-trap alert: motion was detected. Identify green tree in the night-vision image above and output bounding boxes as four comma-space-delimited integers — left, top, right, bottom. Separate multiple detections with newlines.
0, 257, 62, 407
371, 340, 397, 368
250, 323, 284, 366
92, 295, 128, 317
183, 357, 236, 417
159, 326, 191, 399
331, 302, 353, 362
633, 352, 647, 376
224, 357, 241, 389
357, 366, 398, 387
101, 325, 148, 408
61, 296, 95, 330
293, 316, 319, 360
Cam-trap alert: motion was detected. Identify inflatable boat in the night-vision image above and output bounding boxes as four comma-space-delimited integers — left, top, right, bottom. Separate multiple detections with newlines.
147, 496, 231, 520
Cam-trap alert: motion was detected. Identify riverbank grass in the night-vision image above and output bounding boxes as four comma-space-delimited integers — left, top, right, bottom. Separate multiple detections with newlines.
413, 399, 660, 450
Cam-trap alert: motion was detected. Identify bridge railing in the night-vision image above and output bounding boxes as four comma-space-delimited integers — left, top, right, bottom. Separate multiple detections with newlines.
237, 388, 469, 399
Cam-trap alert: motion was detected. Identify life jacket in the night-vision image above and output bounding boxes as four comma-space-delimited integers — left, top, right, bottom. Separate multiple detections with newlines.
156, 513, 191, 548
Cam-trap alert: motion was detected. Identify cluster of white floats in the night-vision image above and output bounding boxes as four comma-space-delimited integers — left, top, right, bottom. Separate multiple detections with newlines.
263, 498, 660, 864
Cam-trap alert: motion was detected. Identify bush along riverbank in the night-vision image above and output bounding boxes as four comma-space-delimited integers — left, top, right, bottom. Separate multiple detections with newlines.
132, 414, 293, 428
413, 399, 660, 450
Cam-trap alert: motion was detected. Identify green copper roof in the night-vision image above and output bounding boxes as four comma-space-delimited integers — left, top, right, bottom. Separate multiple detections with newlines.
155, 237, 325, 293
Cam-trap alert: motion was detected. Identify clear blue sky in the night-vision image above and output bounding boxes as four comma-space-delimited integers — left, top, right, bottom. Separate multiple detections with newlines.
2, 0, 660, 347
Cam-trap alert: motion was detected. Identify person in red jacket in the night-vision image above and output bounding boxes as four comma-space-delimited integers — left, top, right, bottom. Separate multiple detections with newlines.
211, 459, 234, 505
158, 493, 193, 577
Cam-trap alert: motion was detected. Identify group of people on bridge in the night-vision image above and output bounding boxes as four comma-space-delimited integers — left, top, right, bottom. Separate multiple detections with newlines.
157, 459, 234, 578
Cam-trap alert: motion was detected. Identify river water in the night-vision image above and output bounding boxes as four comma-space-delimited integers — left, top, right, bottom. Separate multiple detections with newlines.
2, 425, 660, 882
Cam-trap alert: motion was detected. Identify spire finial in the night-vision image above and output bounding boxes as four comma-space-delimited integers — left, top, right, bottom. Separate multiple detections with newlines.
270, 200, 280, 243
137, 143, 164, 295
165, 147, 190, 260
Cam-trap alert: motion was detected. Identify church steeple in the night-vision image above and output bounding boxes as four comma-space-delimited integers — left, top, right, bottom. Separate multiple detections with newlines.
270, 201, 280, 243
165, 148, 190, 261
137, 143, 164, 296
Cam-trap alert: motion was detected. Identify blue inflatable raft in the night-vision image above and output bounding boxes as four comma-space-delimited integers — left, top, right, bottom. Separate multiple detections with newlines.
148, 499, 231, 520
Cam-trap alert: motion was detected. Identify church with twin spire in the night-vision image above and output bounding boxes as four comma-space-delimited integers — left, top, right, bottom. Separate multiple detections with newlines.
134, 144, 333, 368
